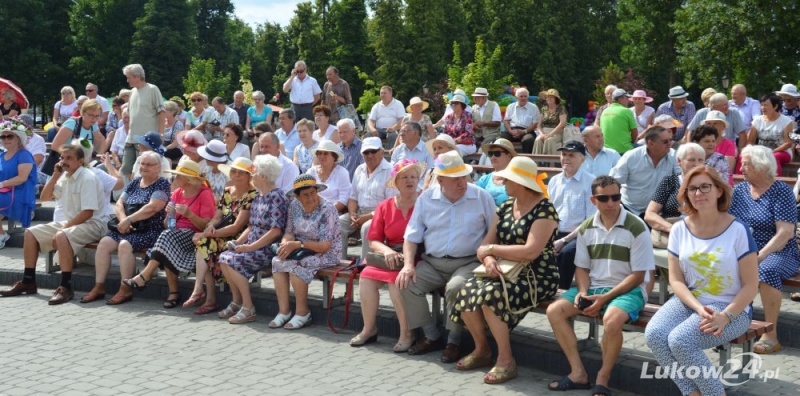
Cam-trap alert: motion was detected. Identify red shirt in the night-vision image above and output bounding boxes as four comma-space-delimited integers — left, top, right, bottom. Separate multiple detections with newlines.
171, 186, 216, 231
367, 197, 414, 246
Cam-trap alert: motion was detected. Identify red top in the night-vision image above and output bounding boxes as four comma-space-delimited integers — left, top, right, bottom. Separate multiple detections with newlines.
171, 186, 216, 232
715, 138, 736, 157
367, 197, 414, 246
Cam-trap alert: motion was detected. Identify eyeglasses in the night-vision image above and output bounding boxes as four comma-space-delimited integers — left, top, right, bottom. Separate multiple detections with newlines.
191, 99, 202, 102
362, 149, 380, 155
139, 162, 159, 167
85, 89, 96, 92
0, 134, 16, 140
687, 183, 713, 195
296, 69, 306, 74
85, 113, 102, 119
487, 150, 506, 158
594, 194, 622, 203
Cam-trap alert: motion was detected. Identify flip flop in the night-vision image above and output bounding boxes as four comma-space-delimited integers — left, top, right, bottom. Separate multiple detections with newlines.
483, 362, 518, 385
548, 375, 592, 391
753, 339, 782, 354
194, 303, 219, 315
456, 354, 493, 371
591, 385, 613, 396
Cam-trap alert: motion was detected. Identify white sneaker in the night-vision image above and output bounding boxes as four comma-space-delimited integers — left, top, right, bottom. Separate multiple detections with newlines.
0, 233, 10, 249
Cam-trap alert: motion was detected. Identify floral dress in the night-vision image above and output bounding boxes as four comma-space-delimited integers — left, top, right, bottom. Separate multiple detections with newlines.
107, 177, 171, 250
197, 187, 258, 280
272, 198, 342, 283
451, 199, 560, 329
218, 188, 288, 279
443, 111, 475, 146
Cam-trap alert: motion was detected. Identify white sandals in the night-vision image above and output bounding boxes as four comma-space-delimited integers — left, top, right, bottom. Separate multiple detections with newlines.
284, 312, 312, 330
269, 312, 293, 328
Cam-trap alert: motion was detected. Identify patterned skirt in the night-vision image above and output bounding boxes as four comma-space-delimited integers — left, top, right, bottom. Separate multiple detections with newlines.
147, 228, 198, 272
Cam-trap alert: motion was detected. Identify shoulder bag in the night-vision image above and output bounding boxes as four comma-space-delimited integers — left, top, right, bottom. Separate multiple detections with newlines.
327, 258, 361, 333
365, 243, 404, 271
473, 258, 538, 315
107, 203, 149, 233
650, 217, 681, 249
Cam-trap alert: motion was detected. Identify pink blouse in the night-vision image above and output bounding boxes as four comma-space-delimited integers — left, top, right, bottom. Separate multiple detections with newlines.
171, 186, 216, 231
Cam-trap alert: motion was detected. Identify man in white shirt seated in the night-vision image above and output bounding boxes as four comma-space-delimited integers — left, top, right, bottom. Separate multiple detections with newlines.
254, 131, 299, 193
580, 125, 620, 177
368, 85, 405, 150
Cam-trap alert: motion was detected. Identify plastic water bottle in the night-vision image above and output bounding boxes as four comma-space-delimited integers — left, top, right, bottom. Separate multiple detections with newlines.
167, 202, 176, 230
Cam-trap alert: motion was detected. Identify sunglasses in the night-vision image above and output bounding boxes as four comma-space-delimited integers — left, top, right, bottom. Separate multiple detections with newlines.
0, 134, 16, 140
487, 150, 506, 158
86, 89, 96, 92
594, 194, 622, 203
363, 149, 380, 155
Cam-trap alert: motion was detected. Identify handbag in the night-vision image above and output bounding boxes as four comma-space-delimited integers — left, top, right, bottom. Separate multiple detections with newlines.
270, 242, 315, 260
107, 203, 149, 233
42, 117, 83, 176
0, 186, 14, 211
365, 243, 404, 271
473, 258, 538, 315
327, 258, 361, 333
214, 213, 235, 229
650, 217, 681, 249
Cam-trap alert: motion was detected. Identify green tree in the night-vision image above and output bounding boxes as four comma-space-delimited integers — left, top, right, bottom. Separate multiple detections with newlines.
225, 17, 255, 96
405, 0, 467, 95
182, 57, 231, 99
329, 0, 373, 106
285, 2, 327, 74
130, 0, 197, 97
367, 0, 415, 99
192, 0, 234, 71
447, 38, 513, 99
250, 22, 285, 98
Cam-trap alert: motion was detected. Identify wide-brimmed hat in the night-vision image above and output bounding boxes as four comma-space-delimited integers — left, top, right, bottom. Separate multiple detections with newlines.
0, 118, 31, 148
133, 131, 165, 155
386, 159, 427, 189
472, 87, 489, 97
311, 139, 345, 163
544, 89, 562, 101
654, 114, 683, 129
426, 134, 458, 157
450, 93, 468, 105
481, 138, 517, 157
703, 110, 729, 129
219, 157, 255, 178
668, 86, 689, 99
433, 150, 472, 178
494, 157, 548, 197
612, 88, 630, 100
177, 129, 207, 154
165, 158, 204, 179
198, 140, 228, 163
360, 136, 382, 153
557, 140, 586, 156
286, 174, 327, 197
776, 84, 800, 99
630, 90, 653, 103
406, 97, 429, 112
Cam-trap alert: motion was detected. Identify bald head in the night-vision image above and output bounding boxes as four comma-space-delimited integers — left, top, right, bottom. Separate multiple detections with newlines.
731, 84, 747, 105
582, 125, 604, 152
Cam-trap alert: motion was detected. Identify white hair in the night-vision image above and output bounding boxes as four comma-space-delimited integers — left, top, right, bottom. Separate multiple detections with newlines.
709, 93, 728, 107
253, 154, 283, 184
676, 142, 705, 160
605, 85, 618, 93
140, 151, 163, 172
252, 90, 265, 101
741, 145, 777, 178
516, 88, 529, 96
295, 60, 307, 69
336, 118, 355, 130
122, 64, 146, 79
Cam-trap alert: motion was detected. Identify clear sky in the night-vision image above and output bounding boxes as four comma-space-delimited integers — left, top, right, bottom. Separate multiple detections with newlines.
231, 0, 303, 28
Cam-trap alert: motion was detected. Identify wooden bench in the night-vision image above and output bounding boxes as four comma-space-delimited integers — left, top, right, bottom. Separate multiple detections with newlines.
781, 271, 800, 294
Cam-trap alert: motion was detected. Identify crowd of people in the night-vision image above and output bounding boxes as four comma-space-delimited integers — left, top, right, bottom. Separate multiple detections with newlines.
1, 61, 799, 392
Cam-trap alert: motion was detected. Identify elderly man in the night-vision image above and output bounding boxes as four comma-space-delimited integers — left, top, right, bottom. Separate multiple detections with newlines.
229, 91, 250, 141
655, 86, 696, 143
549, 141, 597, 289
195, 97, 239, 141
322, 66, 352, 123
85, 83, 110, 132
600, 89, 637, 155
391, 121, 434, 169
501, 88, 540, 153
397, 151, 496, 363
0, 145, 107, 305
338, 118, 363, 179
687, 92, 747, 150
471, 87, 502, 143
275, 109, 300, 158
610, 126, 681, 217
593, 85, 618, 126
368, 85, 405, 150
729, 84, 761, 129
282, 60, 322, 122
256, 132, 299, 193
580, 125, 620, 176
339, 137, 396, 260
546, 175, 654, 395
122, 64, 165, 179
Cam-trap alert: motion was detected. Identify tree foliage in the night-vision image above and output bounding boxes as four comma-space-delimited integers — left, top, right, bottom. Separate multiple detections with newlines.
447, 38, 513, 99
182, 57, 231, 99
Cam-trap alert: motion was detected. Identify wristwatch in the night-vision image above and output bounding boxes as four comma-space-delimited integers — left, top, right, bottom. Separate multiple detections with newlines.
300, 241, 305, 249
722, 309, 735, 323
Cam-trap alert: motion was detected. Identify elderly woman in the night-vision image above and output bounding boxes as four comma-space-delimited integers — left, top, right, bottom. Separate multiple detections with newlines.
245, 90, 273, 135
177, 129, 208, 165
442, 94, 476, 155
131, 131, 171, 179
702, 110, 737, 178
197, 140, 230, 201
83, 151, 170, 304
1, 89, 21, 119
645, 143, 706, 233
293, 119, 318, 173
124, 159, 216, 309
307, 140, 351, 213
747, 93, 794, 176
46, 86, 78, 142
453, 157, 559, 384
422, 134, 459, 190
223, 123, 250, 162
218, 155, 288, 323
403, 97, 435, 141
645, 166, 758, 396
690, 124, 731, 184
163, 100, 185, 163
270, 174, 342, 329
350, 160, 426, 349
185, 92, 207, 131
476, 138, 516, 205
533, 89, 568, 155
0, 119, 37, 248
51, 99, 105, 155
184, 158, 257, 315
630, 90, 655, 137
729, 145, 800, 354
313, 105, 339, 143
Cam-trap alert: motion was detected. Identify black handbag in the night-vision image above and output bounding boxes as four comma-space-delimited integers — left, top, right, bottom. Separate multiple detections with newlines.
107, 203, 149, 233
214, 213, 235, 229
270, 242, 315, 260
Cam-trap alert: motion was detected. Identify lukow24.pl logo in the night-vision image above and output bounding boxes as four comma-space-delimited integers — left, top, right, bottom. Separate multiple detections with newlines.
641, 352, 779, 386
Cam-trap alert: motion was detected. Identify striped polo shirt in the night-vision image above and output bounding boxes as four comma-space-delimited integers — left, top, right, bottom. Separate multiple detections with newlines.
574, 208, 655, 299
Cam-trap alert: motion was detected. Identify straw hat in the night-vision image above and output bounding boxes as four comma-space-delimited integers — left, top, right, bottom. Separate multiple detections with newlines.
406, 97, 430, 112
165, 158, 205, 179
432, 150, 472, 178
386, 159, 427, 189
176, 129, 208, 154
197, 140, 228, 163
426, 134, 458, 157
286, 174, 327, 197
544, 89, 562, 101
480, 138, 517, 157
703, 110, 729, 129
654, 114, 683, 129
311, 139, 344, 163
219, 157, 255, 178
494, 157, 548, 197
